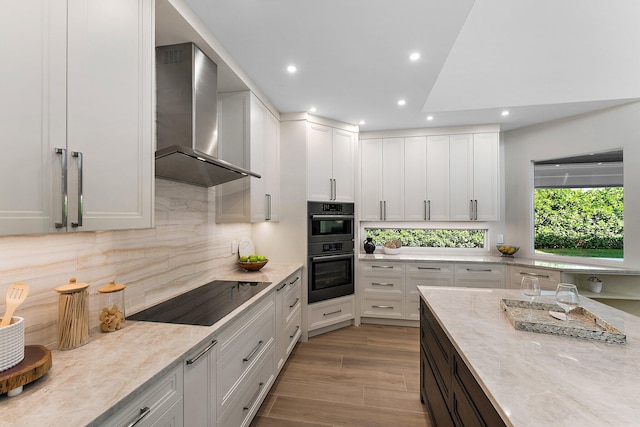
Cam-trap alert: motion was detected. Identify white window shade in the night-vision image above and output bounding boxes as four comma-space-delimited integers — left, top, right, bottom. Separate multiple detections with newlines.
534, 162, 623, 188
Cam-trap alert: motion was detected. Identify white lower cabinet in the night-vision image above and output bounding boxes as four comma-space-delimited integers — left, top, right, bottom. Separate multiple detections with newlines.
454, 263, 506, 288
359, 261, 506, 320
275, 270, 303, 373
308, 295, 355, 331
508, 266, 561, 291
102, 364, 183, 427
184, 339, 218, 427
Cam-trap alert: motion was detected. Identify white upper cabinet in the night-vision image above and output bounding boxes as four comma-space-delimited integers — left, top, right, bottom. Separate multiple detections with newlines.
216, 91, 280, 223
307, 123, 356, 202
449, 132, 499, 221
403, 136, 450, 221
360, 138, 404, 221
0, 0, 154, 235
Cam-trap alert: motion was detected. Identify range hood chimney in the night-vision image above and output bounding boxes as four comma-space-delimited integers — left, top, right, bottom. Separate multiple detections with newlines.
155, 42, 260, 187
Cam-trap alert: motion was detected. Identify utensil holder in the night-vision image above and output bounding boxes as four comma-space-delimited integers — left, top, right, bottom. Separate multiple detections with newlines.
0, 316, 24, 372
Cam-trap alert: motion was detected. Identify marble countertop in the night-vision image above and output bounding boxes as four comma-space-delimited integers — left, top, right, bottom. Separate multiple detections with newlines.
418, 286, 640, 426
0, 263, 302, 427
359, 253, 640, 274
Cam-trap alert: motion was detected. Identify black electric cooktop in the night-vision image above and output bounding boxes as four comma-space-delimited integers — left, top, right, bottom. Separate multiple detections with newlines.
127, 280, 272, 326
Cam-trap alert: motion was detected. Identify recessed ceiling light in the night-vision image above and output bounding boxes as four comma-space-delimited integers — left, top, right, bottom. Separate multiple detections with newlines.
501, 110, 510, 117
309, 107, 317, 113
286, 65, 297, 73
426, 115, 434, 121
397, 99, 406, 106
409, 52, 420, 61
359, 120, 366, 125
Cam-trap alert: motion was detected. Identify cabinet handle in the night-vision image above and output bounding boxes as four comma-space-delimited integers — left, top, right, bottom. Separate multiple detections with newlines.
55, 148, 68, 229
384, 200, 387, 220
276, 282, 287, 292
423, 200, 427, 220
126, 406, 151, 427
379, 200, 383, 220
243, 382, 265, 411
265, 194, 272, 221
290, 325, 300, 339
474, 199, 478, 220
469, 200, 474, 220
289, 298, 300, 309
418, 266, 441, 271
428, 200, 432, 221
466, 268, 492, 272
289, 276, 300, 285
372, 265, 394, 269
520, 271, 550, 279
186, 339, 217, 365
243, 340, 264, 362
332, 179, 337, 200
71, 151, 83, 227
372, 282, 394, 287
372, 305, 394, 309
323, 309, 342, 316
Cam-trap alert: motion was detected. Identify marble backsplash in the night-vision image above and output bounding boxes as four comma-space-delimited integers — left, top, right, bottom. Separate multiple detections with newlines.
0, 179, 252, 348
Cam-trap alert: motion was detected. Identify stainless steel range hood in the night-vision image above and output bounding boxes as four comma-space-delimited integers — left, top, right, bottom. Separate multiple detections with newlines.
155, 42, 260, 187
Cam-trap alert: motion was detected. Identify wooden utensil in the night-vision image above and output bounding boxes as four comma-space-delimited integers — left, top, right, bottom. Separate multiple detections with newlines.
0, 283, 29, 327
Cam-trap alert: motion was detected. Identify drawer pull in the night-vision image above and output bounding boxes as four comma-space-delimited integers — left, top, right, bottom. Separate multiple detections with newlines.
289, 276, 300, 285
417, 266, 441, 271
324, 309, 342, 317
289, 298, 300, 309
186, 340, 217, 365
466, 268, 492, 272
372, 265, 394, 269
519, 271, 550, 279
243, 382, 265, 411
276, 282, 287, 291
290, 325, 300, 339
372, 305, 394, 309
126, 406, 151, 427
372, 282, 394, 287
243, 340, 264, 362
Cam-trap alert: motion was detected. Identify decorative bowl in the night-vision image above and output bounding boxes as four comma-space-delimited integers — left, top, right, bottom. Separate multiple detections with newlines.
383, 246, 401, 255
496, 245, 519, 257
238, 259, 268, 271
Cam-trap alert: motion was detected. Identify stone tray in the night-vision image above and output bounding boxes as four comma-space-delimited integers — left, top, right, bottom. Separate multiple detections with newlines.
500, 299, 626, 344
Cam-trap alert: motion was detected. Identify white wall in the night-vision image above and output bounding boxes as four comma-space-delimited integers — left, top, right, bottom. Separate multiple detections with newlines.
0, 179, 251, 347
504, 101, 640, 267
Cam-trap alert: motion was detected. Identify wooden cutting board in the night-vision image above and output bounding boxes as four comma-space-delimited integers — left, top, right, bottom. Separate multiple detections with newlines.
0, 345, 52, 395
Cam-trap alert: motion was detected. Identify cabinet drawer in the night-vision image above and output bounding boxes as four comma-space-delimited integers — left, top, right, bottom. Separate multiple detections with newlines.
509, 266, 560, 291
284, 307, 302, 358
454, 264, 505, 288
218, 344, 275, 427
217, 296, 275, 406
151, 397, 184, 427
361, 262, 405, 276
406, 262, 453, 276
102, 364, 183, 427
406, 275, 453, 296
361, 294, 405, 318
361, 274, 405, 294
405, 297, 420, 320
282, 275, 302, 324
308, 295, 355, 331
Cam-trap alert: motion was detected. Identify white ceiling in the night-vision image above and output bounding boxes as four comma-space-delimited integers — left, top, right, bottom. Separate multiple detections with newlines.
182, 0, 640, 131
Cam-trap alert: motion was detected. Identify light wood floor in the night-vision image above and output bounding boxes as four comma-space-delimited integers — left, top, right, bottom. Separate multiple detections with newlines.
251, 323, 432, 427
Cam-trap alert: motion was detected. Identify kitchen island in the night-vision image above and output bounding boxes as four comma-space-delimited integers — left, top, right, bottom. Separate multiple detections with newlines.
419, 286, 640, 426
0, 263, 302, 426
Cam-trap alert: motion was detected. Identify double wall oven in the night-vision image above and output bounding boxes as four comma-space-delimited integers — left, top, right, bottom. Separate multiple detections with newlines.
307, 201, 355, 304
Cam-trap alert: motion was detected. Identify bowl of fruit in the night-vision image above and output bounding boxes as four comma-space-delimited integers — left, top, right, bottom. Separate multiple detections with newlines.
238, 254, 268, 271
383, 240, 402, 255
496, 245, 519, 257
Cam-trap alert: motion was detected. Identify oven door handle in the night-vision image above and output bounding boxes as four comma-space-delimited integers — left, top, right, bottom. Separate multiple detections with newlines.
311, 253, 354, 262
310, 214, 354, 220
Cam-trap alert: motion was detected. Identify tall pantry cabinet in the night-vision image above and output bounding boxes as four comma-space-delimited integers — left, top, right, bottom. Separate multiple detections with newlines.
0, 0, 154, 235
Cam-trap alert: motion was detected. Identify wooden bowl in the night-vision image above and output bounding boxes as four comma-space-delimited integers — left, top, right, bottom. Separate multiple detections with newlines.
238, 259, 268, 271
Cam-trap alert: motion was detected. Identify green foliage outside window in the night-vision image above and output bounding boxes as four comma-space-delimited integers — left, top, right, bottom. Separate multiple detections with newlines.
365, 228, 485, 248
534, 188, 623, 253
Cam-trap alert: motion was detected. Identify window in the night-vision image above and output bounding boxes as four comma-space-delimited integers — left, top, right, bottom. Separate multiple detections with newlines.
533, 150, 623, 259
365, 228, 486, 249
